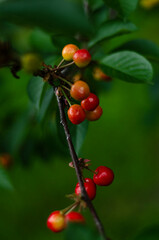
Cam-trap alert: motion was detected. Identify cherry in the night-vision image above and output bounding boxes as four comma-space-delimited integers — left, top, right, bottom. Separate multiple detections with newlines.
85, 105, 103, 121
93, 166, 114, 186
73, 49, 91, 68
70, 80, 90, 101
81, 93, 99, 111
68, 104, 86, 125
21, 53, 41, 73
62, 44, 79, 61
75, 178, 96, 200
65, 211, 85, 224
93, 67, 112, 82
47, 211, 66, 232
0, 153, 12, 169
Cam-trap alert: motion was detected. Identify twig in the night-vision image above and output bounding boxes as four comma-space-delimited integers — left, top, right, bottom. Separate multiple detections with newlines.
54, 86, 108, 240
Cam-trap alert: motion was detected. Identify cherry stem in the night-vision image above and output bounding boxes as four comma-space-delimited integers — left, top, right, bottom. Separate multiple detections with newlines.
85, 167, 97, 175
57, 75, 72, 86
61, 85, 70, 92
61, 202, 79, 215
54, 86, 108, 240
55, 61, 74, 70
57, 58, 65, 68
60, 88, 72, 107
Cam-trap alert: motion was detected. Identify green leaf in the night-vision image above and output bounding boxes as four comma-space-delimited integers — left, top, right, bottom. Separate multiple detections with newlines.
68, 119, 89, 154
104, 0, 139, 17
27, 76, 45, 109
0, 167, 14, 191
134, 225, 159, 240
100, 51, 153, 84
56, 109, 89, 155
37, 86, 54, 122
117, 39, 159, 63
0, 0, 91, 34
88, 20, 137, 48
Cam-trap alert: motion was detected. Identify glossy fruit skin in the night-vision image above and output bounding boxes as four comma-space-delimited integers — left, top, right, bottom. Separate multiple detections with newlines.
86, 105, 103, 121
81, 93, 99, 111
68, 104, 86, 125
73, 49, 91, 68
75, 178, 96, 200
65, 211, 85, 224
47, 211, 66, 232
93, 166, 114, 186
62, 44, 79, 61
70, 80, 90, 101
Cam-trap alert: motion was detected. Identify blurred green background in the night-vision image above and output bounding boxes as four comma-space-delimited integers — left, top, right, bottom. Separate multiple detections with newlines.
0, 1, 159, 240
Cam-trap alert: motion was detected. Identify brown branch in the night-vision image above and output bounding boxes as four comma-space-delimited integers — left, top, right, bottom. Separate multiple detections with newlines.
54, 86, 108, 240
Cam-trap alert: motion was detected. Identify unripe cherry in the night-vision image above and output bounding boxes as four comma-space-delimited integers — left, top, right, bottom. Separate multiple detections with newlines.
93, 166, 114, 186
47, 211, 66, 232
81, 93, 99, 111
85, 105, 103, 121
70, 80, 90, 101
68, 104, 86, 125
75, 178, 96, 200
62, 44, 79, 61
73, 49, 91, 68
21, 53, 41, 73
65, 211, 85, 224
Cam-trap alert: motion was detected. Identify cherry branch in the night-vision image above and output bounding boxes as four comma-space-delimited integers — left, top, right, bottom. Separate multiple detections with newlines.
53, 86, 108, 240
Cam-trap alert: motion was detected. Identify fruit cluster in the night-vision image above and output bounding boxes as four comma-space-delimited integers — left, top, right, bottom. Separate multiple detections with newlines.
47, 210, 85, 233
47, 162, 114, 233
61, 44, 103, 124
74, 164, 114, 201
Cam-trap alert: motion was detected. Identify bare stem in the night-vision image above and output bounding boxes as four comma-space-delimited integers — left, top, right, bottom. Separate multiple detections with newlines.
54, 86, 108, 240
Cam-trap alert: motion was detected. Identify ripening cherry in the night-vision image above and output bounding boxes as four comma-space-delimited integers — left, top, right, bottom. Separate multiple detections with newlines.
81, 93, 99, 111
47, 211, 66, 232
62, 44, 79, 61
70, 80, 90, 101
68, 104, 86, 124
93, 166, 114, 186
65, 211, 85, 224
75, 178, 96, 200
85, 105, 103, 121
93, 67, 112, 82
0, 153, 12, 169
73, 49, 91, 68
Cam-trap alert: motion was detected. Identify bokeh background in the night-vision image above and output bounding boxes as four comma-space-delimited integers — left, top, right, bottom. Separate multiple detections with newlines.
0, 1, 159, 240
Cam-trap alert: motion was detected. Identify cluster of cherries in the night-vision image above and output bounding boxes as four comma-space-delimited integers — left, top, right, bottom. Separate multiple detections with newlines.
47, 161, 114, 233
47, 45, 113, 234
61, 44, 103, 125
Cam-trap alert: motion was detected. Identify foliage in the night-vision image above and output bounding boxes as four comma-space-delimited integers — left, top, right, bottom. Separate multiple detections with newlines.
0, 0, 159, 239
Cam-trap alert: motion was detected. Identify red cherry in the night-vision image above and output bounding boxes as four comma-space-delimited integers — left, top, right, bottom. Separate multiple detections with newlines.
85, 105, 103, 121
47, 211, 66, 232
68, 104, 86, 125
73, 49, 91, 68
70, 80, 90, 101
81, 93, 99, 111
62, 44, 79, 61
65, 211, 85, 224
75, 178, 96, 200
93, 166, 114, 186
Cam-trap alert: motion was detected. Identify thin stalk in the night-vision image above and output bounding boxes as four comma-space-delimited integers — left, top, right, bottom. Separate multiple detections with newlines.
58, 75, 72, 87
54, 87, 108, 240
54, 61, 74, 70
60, 88, 72, 107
